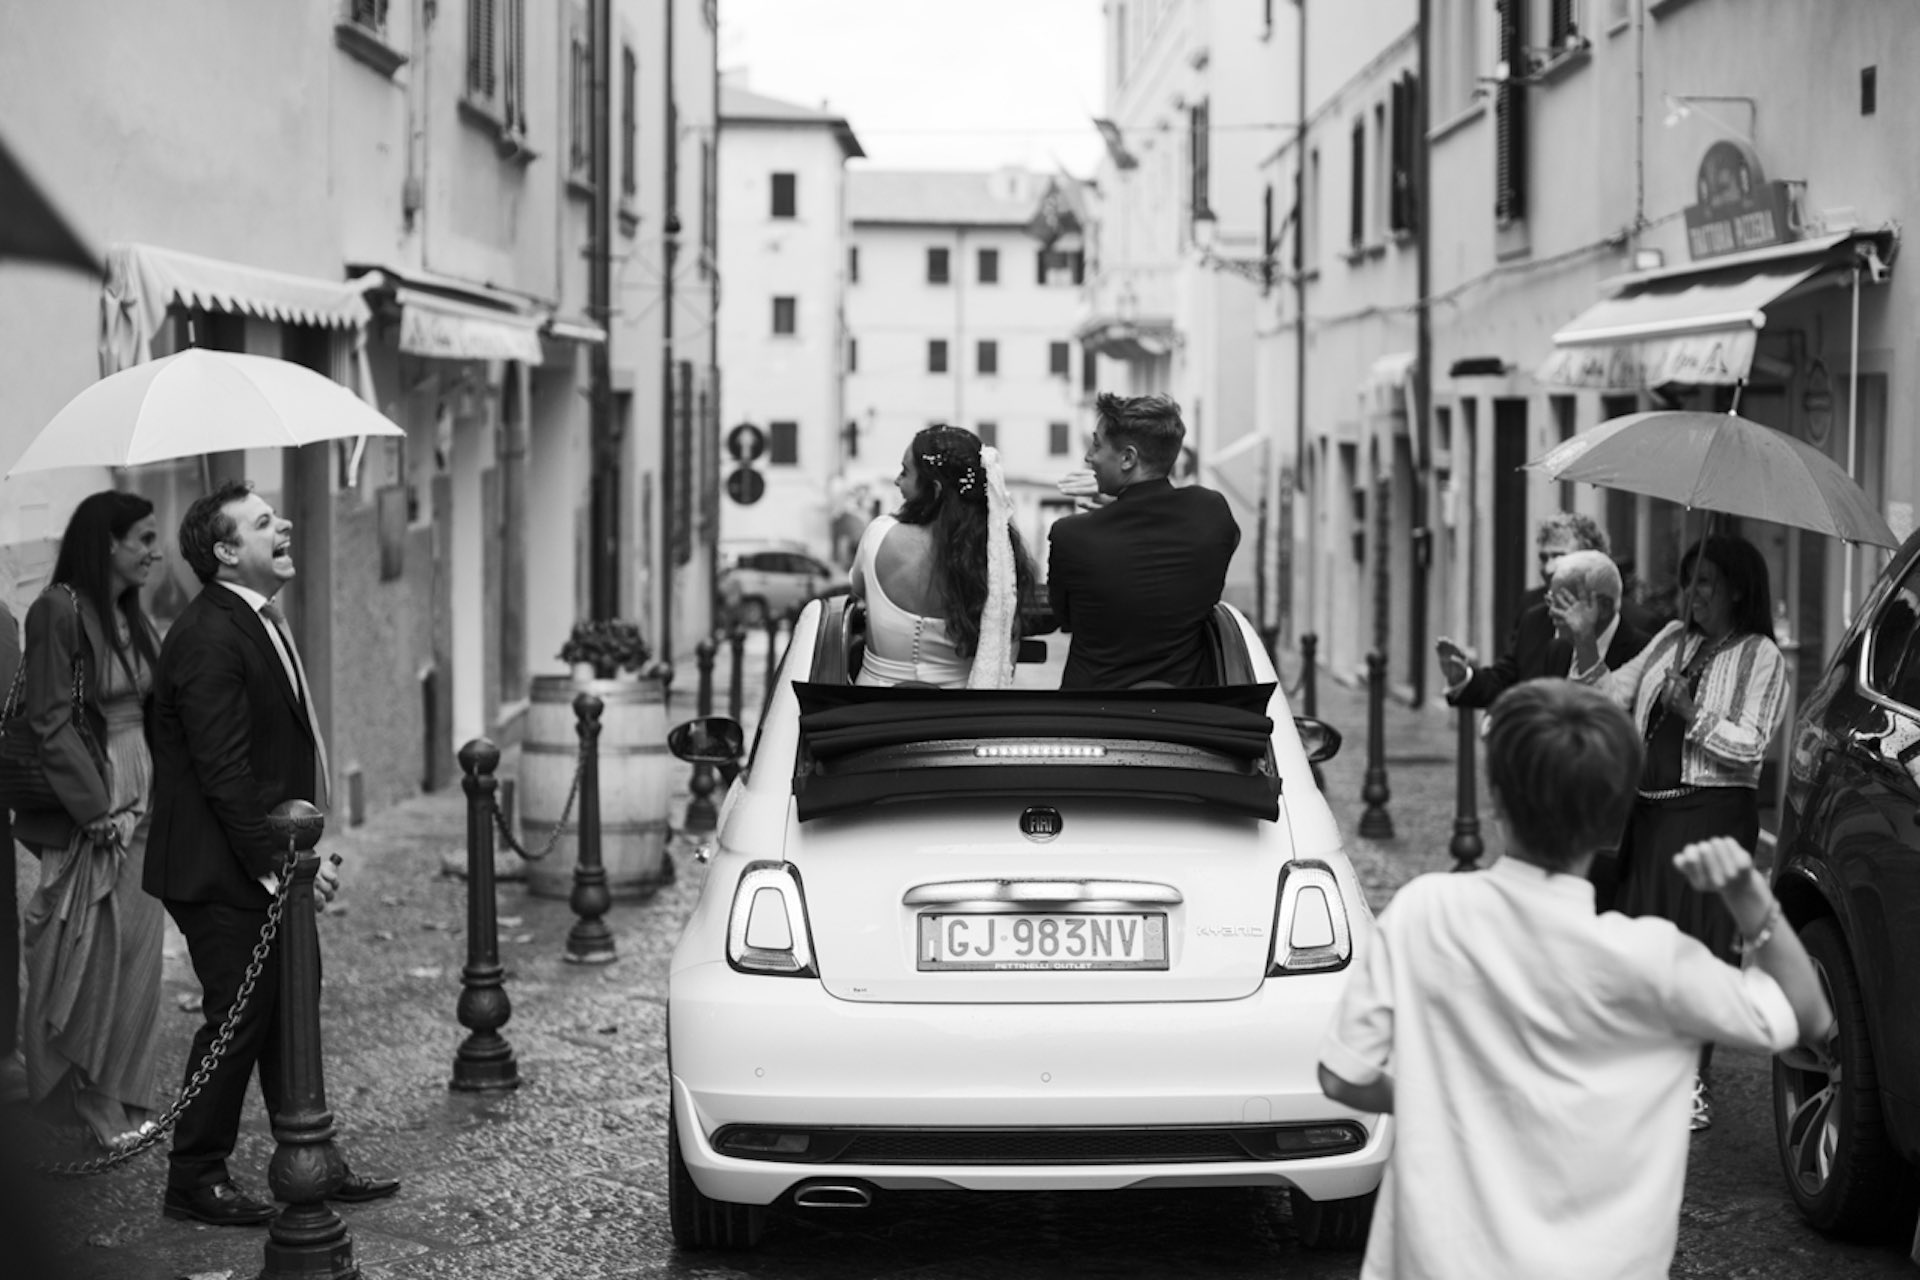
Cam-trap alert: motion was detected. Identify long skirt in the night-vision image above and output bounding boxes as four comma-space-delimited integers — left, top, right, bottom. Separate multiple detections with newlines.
22, 714, 162, 1122
1617, 786, 1757, 964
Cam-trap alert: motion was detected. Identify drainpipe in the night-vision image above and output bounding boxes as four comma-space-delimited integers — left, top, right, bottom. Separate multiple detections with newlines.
588, 0, 615, 620
660, 0, 680, 665
1409, 0, 1433, 705
1292, 0, 1309, 634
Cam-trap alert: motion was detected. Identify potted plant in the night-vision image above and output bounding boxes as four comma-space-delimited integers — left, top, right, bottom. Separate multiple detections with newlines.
558, 618, 662, 682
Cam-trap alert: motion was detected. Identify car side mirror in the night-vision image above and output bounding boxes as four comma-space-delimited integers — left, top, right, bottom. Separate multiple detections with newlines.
669, 716, 746, 785
1294, 716, 1342, 765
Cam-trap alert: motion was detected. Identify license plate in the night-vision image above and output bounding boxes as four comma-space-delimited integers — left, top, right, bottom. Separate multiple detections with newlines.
917, 913, 1168, 971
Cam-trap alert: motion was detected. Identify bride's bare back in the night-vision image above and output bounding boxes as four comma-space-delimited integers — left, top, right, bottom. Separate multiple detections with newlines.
871, 521, 944, 617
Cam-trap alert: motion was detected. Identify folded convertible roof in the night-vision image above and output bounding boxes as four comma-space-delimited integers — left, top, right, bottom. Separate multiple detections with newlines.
790, 682, 1281, 822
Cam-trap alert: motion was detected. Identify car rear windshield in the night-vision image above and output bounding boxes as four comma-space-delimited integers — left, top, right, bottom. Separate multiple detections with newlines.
790, 682, 1281, 822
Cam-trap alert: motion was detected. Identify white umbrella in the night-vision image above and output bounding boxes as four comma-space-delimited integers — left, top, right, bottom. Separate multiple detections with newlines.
6, 347, 403, 476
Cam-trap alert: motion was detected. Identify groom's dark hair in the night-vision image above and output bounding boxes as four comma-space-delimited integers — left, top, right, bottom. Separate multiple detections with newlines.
1094, 392, 1185, 475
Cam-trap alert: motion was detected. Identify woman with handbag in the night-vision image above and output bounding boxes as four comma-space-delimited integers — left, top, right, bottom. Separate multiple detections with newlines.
8, 490, 166, 1151
1556, 532, 1790, 1133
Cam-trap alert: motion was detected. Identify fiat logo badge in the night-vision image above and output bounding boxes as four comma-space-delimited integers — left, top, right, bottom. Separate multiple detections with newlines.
1020, 807, 1062, 841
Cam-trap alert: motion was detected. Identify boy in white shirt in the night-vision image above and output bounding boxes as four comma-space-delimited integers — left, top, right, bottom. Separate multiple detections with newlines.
1318, 679, 1832, 1280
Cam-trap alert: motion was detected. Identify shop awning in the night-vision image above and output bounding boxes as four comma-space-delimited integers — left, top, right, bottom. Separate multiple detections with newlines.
1537, 232, 1892, 390
1202, 431, 1269, 510
395, 287, 546, 364
100, 242, 373, 375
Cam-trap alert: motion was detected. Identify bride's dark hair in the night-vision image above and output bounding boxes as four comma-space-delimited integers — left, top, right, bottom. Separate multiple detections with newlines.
896, 424, 1035, 658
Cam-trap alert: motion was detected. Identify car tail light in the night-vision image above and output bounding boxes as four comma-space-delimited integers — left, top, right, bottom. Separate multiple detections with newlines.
727, 861, 817, 977
1268, 860, 1352, 975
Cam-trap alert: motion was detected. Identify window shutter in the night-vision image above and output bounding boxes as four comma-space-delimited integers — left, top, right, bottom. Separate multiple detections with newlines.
1550, 0, 1576, 46
622, 46, 638, 195
1189, 99, 1212, 223
1390, 72, 1419, 235
1036, 248, 1048, 285
1495, 0, 1528, 225
507, 0, 526, 128
1349, 119, 1365, 248
1071, 250, 1085, 285
468, 0, 497, 98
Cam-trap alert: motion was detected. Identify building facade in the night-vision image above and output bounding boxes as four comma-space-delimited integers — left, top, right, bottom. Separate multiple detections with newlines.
715, 82, 863, 562
844, 167, 1092, 568
1081, 0, 1273, 618
0, 0, 718, 815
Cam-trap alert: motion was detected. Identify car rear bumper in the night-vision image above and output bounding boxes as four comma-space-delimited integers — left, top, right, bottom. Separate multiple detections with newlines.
669, 961, 1391, 1205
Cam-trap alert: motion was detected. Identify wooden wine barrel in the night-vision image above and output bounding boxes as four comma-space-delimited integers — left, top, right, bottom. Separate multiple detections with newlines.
521, 674, 672, 899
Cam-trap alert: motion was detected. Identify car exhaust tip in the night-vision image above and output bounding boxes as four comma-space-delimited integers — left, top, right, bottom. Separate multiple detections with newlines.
791, 1180, 873, 1209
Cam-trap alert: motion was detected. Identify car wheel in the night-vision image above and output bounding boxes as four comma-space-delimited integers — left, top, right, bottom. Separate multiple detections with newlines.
737, 595, 769, 628
1292, 1187, 1376, 1251
668, 1107, 767, 1249
1773, 916, 1920, 1241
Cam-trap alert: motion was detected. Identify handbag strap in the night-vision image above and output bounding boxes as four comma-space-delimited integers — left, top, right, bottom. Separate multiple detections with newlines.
0, 584, 103, 755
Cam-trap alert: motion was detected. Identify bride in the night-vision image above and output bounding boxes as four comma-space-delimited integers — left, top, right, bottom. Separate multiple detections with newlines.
849, 425, 1036, 689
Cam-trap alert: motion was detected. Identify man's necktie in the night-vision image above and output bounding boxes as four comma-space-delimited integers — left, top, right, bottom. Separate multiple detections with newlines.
260, 601, 332, 808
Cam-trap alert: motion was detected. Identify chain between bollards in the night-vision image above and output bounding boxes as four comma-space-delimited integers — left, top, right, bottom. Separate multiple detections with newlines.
260, 800, 356, 1280
453, 740, 519, 1090
684, 637, 720, 834
1358, 650, 1395, 839
1450, 706, 1485, 872
565, 692, 616, 964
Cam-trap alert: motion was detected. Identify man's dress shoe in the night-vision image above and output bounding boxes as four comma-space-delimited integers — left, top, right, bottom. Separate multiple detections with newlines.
329, 1170, 402, 1203
162, 1180, 277, 1226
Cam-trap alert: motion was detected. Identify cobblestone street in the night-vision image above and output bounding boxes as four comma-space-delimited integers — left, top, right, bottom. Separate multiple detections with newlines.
19, 635, 1915, 1278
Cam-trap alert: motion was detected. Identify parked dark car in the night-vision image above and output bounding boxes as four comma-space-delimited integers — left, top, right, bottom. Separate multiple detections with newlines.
1772, 530, 1920, 1243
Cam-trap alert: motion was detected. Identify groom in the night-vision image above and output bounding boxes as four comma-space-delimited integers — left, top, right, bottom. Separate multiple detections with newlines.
145, 480, 399, 1226
1047, 393, 1240, 689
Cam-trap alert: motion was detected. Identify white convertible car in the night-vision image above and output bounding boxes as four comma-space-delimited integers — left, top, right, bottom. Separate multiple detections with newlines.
664, 598, 1389, 1250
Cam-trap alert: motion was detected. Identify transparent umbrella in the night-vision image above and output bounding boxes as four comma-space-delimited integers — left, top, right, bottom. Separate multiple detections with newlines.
6, 348, 402, 477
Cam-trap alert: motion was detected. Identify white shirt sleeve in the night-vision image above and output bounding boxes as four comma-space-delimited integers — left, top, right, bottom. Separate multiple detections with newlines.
1659, 929, 1800, 1053
1319, 901, 1400, 1086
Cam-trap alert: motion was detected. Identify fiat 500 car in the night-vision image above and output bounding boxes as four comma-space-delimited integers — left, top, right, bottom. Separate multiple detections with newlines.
1771, 532, 1920, 1244
664, 597, 1387, 1250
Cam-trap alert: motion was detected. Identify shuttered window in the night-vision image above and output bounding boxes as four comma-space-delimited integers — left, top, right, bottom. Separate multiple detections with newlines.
468, 0, 527, 135
1349, 119, 1365, 248
1189, 99, 1213, 224
1049, 341, 1071, 378
468, 0, 496, 98
1495, 0, 1528, 226
566, 6, 591, 181
1389, 72, 1420, 235
927, 247, 950, 284
977, 340, 998, 375
1550, 0, 1578, 47
621, 45, 637, 197
771, 173, 796, 218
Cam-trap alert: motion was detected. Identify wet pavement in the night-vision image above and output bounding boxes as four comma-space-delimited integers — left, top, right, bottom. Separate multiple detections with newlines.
17, 631, 1916, 1278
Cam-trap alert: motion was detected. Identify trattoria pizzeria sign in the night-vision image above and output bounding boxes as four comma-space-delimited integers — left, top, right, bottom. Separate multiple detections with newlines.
1682, 139, 1800, 262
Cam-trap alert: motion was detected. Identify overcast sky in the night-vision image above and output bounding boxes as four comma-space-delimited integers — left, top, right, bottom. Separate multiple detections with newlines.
718, 0, 1107, 176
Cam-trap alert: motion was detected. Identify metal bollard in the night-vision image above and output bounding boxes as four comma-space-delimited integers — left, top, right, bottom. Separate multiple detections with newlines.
452, 739, 519, 1090
564, 692, 616, 964
727, 624, 747, 722
1358, 651, 1395, 839
763, 610, 782, 693
684, 638, 719, 834
261, 800, 355, 1280
1449, 708, 1485, 872
1300, 632, 1319, 718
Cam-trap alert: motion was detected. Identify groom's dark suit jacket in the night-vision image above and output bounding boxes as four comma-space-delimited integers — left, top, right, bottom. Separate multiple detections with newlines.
144, 581, 318, 907
1047, 478, 1241, 690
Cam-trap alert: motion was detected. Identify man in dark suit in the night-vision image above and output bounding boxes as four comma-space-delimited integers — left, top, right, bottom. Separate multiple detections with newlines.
1437, 512, 1613, 708
145, 480, 398, 1226
0, 600, 21, 1104
1441, 548, 1652, 910
1048, 393, 1240, 690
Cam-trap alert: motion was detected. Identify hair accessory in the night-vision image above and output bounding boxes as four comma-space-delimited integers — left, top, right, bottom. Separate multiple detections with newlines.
967, 446, 1016, 689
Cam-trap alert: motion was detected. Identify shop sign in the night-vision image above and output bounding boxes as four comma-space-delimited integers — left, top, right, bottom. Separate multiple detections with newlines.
1682, 139, 1799, 262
